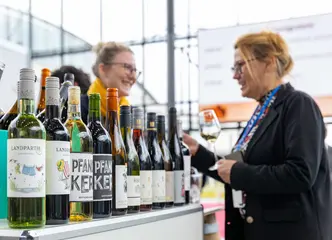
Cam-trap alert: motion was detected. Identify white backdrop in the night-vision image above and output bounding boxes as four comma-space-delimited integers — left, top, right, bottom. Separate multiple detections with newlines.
198, 13, 332, 105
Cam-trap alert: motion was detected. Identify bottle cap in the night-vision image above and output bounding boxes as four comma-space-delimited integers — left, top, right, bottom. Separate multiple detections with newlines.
64, 73, 74, 84
147, 112, 156, 121
20, 68, 35, 81
169, 107, 177, 114
157, 115, 165, 122
133, 107, 143, 119
46, 77, 60, 89
107, 88, 118, 97
120, 105, 131, 114
68, 86, 80, 105
88, 93, 101, 101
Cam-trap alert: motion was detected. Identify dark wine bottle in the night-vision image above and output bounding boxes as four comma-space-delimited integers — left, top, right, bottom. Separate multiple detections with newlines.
87, 93, 112, 218
132, 107, 152, 211
120, 105, 140, 213
146, 112, 166, 209
167, 107, 185, 206
106, 88, 128, 216
157, 115, 174, 207
44, 76, 70, 225
36, 68, 51, 122
0, 82, 19, 130
177, 120, 191, 204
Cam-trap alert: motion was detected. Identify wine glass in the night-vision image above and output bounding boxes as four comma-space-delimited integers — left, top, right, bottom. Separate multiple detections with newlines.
0, 61, 4, 81
199, 109, 222, 170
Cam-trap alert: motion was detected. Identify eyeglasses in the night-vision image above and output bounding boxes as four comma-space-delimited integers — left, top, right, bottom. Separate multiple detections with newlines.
111, 62, 142, 79
231, 58, 256, 75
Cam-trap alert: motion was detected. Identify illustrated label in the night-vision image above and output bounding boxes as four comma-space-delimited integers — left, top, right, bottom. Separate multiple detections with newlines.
7, 139, 46, 198
93, 154, 112, 201
127, 175, 140, 206
115, 165, 128, 208
70, 153, 93, 202
140, 170, 152, 205
174, 170, 185, 204
46, 141, 71, 195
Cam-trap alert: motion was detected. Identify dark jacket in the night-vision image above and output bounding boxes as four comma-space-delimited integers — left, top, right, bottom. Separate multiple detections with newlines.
193, 83, 332, 240
81, 94, 89, 124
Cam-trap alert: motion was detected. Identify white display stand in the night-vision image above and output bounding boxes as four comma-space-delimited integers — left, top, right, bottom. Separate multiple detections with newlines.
0, 204, 203, 240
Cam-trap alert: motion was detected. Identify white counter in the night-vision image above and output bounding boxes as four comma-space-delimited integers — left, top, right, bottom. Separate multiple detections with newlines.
0, 204, 203, 240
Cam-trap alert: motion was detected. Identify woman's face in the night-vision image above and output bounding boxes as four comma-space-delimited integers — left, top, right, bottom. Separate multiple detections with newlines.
232, 49, 268, 100
100, 51, 137, 97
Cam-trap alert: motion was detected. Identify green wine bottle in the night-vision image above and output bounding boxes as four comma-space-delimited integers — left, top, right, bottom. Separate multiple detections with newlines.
7, 68, 46, 228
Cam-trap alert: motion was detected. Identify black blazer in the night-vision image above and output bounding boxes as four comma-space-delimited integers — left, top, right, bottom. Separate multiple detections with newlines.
193, 83, 332, 240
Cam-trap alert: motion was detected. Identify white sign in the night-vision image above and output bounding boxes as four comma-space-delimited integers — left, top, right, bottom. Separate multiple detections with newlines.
198, 13, 332, 105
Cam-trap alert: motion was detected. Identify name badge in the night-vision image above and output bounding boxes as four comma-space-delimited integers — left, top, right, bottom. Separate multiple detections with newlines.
232, 189, 245, 208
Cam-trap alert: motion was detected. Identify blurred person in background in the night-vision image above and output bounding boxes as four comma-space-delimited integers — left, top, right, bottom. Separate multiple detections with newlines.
51, 65, 91, 94
184, 31, 331, 240
51, 65, 91, 123
81, 41, 139, 123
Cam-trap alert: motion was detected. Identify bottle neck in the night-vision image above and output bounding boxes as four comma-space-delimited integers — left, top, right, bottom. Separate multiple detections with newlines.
19, 99, 35, 115
68, 103, 81, 119
88, 109, 101, 122
157, 122, 166, 142
45, 105, 60, 119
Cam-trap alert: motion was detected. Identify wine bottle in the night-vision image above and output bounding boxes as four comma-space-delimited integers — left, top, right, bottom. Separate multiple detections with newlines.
120, 105, 140, 213
132, 107, 152, 211
0, 82, 20, 130
64, 86, 93, 221
44, 77, 70, 225
36, 68, 51, 122
60, 73, 75, 124
146, 112, 166, 209
7, 68, 46, 228
87, 93, 112, 218
167, 107, 185, 206
157, 115, 174, 207
177, 120, 191, 204
105, 88, 127, 216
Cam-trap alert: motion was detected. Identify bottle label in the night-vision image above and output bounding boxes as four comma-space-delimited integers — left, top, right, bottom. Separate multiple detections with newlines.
127, 175, 140, 206
7, 139, 46, 198
93, 154, 112, 201
174, 170, 185, 203
70, 153, 93, 202
166, 171, 174, 202
152, 170, 166, 203
183, 156, 191, 191
46, 141, 71, 195
115, 165, 128, 208
140, 170, 152, 205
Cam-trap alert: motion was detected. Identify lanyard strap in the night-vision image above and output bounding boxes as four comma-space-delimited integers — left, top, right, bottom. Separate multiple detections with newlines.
235, 85, 281, 151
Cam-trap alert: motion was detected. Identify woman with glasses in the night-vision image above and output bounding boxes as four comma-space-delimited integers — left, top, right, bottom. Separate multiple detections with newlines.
81, 41, 140, 124
184, 31, 332, 240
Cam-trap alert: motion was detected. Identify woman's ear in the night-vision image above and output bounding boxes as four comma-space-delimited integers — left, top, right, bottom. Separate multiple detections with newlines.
98, 63, 105, 77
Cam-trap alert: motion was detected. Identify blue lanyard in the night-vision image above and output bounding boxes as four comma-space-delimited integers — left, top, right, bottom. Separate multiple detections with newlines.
234, 85, 281, 151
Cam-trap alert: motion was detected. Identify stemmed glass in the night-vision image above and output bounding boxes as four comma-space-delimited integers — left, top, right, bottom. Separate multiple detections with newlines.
0, 62, 5, 118
199, 109, 222, 171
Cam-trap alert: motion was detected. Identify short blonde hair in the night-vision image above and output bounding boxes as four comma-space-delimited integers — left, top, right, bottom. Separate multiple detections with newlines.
92, 41, 133, 78
234, 31, 294, 79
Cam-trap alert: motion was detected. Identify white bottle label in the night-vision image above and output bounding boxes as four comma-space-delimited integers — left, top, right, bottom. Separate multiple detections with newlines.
127, 175, 140, 206
166, 171, 174, 202
70, 153, 93, 202
140, 170, 152, 205
152, 170, 166, 203
183, 155, 191, 191
174, 170, 185, 204
46, 141, 71, 195
115, 165, 128, 208
7, 139, 46, 198
93, 154, 112, 201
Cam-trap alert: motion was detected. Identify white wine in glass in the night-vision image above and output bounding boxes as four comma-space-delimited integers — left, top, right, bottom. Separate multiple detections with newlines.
199, 110, 221, 170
